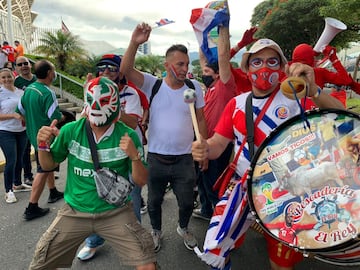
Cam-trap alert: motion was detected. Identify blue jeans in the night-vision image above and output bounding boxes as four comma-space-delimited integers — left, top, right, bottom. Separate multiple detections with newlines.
198, 143, 233, 217
84, 184, 142, 248
0, 130, 27, 192
147, 153, 196, 230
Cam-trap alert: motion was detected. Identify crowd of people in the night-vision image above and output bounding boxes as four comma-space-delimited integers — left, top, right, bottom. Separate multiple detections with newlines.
1, 6, 360, 270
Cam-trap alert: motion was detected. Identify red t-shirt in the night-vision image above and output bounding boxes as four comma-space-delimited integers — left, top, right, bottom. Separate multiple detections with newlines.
204, 75, 237, 137
2, 45, 16, 62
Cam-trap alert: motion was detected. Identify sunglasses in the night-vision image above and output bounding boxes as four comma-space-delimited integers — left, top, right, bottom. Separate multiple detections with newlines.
97, 65, 119, 73
249, 57, 280, 68
17, 62, 29, 67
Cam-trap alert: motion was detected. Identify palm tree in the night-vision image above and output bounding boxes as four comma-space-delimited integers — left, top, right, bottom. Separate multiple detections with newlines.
34, 30, 87, 71
135, 55, 165, 76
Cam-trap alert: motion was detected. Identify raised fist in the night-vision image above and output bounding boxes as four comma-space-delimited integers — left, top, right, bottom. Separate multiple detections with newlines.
322, 45, 338, 62
237, 27, 258, 48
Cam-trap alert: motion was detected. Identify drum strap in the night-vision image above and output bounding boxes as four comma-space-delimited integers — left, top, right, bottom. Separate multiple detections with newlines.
245, 88, 279, 162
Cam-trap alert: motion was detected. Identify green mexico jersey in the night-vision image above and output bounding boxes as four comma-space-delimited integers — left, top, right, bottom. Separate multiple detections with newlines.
17, 81, 62, 148
51, 118, 146, 213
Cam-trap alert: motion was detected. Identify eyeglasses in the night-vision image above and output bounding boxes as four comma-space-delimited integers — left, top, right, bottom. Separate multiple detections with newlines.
17, 62, 29, 67
249, 57, 280, 68
97, 65, 119, 73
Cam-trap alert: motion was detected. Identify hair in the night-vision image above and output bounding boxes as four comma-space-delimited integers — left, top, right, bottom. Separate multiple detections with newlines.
165, 44, 188, 58
14, 40, 19, 44
0, 68, 14, 78
3, 61, 13, 70
34, 60, 53, 79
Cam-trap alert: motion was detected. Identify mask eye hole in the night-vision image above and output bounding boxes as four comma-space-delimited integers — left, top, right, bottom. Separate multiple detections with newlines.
249, 58, 263, 68
267, 58, 280, 67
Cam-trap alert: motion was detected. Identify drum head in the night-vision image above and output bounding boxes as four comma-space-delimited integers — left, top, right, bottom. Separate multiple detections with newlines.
248, 109, 360, 253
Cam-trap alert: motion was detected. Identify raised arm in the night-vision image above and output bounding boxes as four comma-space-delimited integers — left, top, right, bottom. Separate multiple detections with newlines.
120, 23, 152, 89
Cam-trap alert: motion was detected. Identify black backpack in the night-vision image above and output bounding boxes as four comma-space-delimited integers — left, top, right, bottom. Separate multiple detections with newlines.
149, 78, 195, 107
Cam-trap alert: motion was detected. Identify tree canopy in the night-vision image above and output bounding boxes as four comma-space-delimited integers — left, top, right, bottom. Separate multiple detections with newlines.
250, 0, 360, 59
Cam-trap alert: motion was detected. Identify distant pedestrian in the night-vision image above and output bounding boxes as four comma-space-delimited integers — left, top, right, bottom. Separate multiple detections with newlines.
14, 40, 24, 60
2, 41, 16, 65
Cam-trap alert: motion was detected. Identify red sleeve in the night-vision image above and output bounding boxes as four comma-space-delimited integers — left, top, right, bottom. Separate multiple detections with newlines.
315, 65, 352, 88
127, 81, 149, 109
214, 98, 236, 139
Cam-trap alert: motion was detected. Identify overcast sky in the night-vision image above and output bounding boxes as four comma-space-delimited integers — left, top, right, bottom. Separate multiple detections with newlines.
31, 0, 263, 55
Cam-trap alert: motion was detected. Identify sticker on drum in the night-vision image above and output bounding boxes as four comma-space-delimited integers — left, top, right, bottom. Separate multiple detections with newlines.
248, 109, 360, 253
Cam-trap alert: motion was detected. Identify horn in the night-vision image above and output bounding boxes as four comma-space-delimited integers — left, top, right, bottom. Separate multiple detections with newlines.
313, 17, 347, 53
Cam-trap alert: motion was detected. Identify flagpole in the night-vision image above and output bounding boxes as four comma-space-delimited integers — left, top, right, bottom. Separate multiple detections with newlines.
6, 0, 14, 45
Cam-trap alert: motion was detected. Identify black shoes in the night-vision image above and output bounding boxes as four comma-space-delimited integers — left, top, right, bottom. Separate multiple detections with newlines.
48, 189, 64, 203
24, 206, 49, 221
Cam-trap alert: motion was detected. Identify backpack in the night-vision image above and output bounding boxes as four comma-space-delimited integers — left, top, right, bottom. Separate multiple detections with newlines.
149, 78, 195, 107
141, 78, 196, 144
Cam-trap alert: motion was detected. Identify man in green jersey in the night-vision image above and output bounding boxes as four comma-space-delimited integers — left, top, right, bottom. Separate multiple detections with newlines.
17, 60, 64, 220
14, 56, 36, 186
30, 76, 157, 270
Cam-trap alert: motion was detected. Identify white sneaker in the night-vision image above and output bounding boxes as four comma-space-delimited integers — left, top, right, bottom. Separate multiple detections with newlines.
13, 184, 32, 193
5, 191, 17, 203
151, 229, 162, 253
77, 246, 97, 261
177, 225, 198, 250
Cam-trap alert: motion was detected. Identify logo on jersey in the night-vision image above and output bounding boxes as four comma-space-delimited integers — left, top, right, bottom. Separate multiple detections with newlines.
274, 106, 289, 119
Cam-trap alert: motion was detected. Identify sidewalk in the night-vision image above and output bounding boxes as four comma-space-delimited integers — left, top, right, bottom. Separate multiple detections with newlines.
0, 162, 354, 269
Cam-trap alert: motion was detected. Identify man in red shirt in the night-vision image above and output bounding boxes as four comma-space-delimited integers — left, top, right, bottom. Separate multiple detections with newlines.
2, 41, 16, 65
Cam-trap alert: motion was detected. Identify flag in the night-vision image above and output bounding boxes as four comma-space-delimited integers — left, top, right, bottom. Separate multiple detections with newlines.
61, 20, 70, 33
190, 1, 230, 64
194, 173, 254, 269
155, 18, 175, 28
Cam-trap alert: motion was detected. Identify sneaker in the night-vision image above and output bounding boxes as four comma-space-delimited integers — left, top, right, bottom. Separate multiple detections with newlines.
13, 183, 32, 193
23, 206, 49, 220
140, 205, 148, 215
5, 191, 17, 203
192, 208, 211, 221
24, 178, 33, 186
48, 189, 64, 203
151, 229, 162, 253
176, 225, 198, 250
77, 246, 97, 261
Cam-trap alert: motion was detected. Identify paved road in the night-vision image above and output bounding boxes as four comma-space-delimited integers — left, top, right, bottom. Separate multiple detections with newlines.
0, 160, 357, 270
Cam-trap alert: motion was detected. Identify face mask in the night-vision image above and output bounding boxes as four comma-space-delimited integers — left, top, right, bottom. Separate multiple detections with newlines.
247, 67, 280, 91
84, 77, 120, 127
202, 75, 215, 88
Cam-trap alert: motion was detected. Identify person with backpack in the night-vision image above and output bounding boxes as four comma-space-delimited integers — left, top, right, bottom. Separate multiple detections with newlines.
121, 22, 208, 253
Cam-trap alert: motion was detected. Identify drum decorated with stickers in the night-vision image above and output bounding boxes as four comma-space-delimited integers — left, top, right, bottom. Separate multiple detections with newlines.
248, 109, 360, 263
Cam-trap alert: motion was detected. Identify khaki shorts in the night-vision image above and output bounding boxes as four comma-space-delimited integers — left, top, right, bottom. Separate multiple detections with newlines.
29, 203, 156, 270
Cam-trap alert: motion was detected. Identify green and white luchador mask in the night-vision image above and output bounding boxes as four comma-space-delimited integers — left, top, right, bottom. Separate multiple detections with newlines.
84, 77, 120, 126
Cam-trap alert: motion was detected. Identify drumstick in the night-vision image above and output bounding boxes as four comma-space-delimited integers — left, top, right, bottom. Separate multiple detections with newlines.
183, 88, 201, 141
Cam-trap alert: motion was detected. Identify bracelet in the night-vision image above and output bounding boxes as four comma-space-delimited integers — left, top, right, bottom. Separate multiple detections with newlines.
38, 141, 50, 152
311, 87, 322, 99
